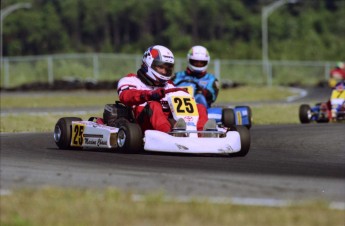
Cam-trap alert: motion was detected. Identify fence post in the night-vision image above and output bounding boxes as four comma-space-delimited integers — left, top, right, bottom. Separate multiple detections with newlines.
324, 62, 330, 80
263, 61, 273, 86
268, 61, 272, 86
4, 58, 9, 88
93, 54, 99, 81
47, 56, 54, 84
214, 59, 220, 81
175, 58, 182, 72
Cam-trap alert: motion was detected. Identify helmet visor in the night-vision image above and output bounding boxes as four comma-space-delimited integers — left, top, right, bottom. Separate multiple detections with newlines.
190, 59, 208, 67
152, 60, 174, 77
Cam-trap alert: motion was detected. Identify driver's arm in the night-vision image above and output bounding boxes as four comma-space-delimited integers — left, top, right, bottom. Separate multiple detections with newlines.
118, 88, 150, 106
118, 86, 167, 106
204, 78, 219, 104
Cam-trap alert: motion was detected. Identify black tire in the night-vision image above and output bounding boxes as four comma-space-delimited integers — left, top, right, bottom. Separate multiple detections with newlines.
299, 104, 311, 124
230, 125, 250, 157
117, 122, 143, 153
222, 108, 236, 127
54, 117, 82, 149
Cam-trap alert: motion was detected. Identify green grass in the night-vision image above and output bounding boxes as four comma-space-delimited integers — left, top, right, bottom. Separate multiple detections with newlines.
252, 104, 300, 124
0, 113, 97, 132
1, 90, 116, 108
1, 86, 292, 108
216, 86, 294, 102
1, 188, 343, 226
0, 86, 300, 132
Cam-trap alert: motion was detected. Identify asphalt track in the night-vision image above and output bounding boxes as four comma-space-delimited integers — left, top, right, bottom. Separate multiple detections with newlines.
1, 123, 344, 203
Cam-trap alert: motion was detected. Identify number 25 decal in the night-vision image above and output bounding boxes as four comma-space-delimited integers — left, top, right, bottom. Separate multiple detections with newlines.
71, 124, 84, 146
172, 97, 198, 116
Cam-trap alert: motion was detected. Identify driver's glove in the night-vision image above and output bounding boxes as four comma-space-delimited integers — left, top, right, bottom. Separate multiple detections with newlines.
141, 88, 166, 101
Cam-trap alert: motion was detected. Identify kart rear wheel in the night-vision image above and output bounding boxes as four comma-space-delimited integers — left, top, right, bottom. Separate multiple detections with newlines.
222, 108, 236, 127
117, 122, 143, 153
54, 117, 82, 149
299, 104, 311, 124
230, 125, 250, 157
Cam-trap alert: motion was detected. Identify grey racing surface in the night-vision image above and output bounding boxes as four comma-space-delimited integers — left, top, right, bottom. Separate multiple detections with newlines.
1, 123, 344, 202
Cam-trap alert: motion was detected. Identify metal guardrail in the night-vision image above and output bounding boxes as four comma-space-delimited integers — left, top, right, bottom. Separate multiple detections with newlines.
0, 53, 335, 88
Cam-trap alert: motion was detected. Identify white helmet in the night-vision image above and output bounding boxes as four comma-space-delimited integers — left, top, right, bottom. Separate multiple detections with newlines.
141, 45, 174, 86
187, 45, 210, 74
336, 61, 345, 69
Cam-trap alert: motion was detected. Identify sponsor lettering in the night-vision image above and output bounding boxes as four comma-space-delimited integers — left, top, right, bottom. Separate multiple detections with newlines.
218, 145, 234, 153
97, 138, 107, 146
175, 143, 189, 151
84, 138, 108, 146
163, 55, 174, 59
184, 116, 193, 122
84, 138, 97, 145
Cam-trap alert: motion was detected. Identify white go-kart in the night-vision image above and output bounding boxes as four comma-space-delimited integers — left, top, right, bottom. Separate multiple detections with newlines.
54, 91, 250, 157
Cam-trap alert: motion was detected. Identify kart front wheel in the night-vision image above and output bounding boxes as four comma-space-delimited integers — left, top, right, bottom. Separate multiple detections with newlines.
54, 117, 82, 149
117, 122, 143, 153
230, 125, 250, 157
299, 104, 311, 124
222, 108, 236, 127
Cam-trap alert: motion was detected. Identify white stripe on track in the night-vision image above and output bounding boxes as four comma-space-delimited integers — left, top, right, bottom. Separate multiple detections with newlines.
286, 87, 308, 102
132, 194, 345, 210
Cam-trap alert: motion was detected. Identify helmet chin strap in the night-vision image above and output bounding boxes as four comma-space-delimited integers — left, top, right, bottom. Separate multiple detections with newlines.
186, 67, 206, 77
137, 69, 166, 87
138, 69, 154, 86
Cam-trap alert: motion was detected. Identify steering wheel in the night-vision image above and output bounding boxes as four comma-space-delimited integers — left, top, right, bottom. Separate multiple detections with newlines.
174, 79, 202, 91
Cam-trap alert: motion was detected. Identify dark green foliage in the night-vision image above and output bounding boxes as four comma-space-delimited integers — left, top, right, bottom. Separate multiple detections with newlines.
2, 0, 345, 60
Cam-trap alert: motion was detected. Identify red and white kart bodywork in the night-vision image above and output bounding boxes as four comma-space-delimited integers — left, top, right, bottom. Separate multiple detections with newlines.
54, 91, 250, 156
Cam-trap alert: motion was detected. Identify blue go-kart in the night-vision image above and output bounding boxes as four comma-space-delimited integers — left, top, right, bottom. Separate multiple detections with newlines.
175, 79, 252, 129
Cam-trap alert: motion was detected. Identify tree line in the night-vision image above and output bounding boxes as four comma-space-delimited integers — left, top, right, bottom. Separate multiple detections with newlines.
2, 0, 345, 60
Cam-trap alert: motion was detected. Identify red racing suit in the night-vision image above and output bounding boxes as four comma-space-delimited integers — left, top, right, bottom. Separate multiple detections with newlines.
117, 72, 208, 133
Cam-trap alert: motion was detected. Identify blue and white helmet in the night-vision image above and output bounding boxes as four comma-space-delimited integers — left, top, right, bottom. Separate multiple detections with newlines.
141, 45, 175, 86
